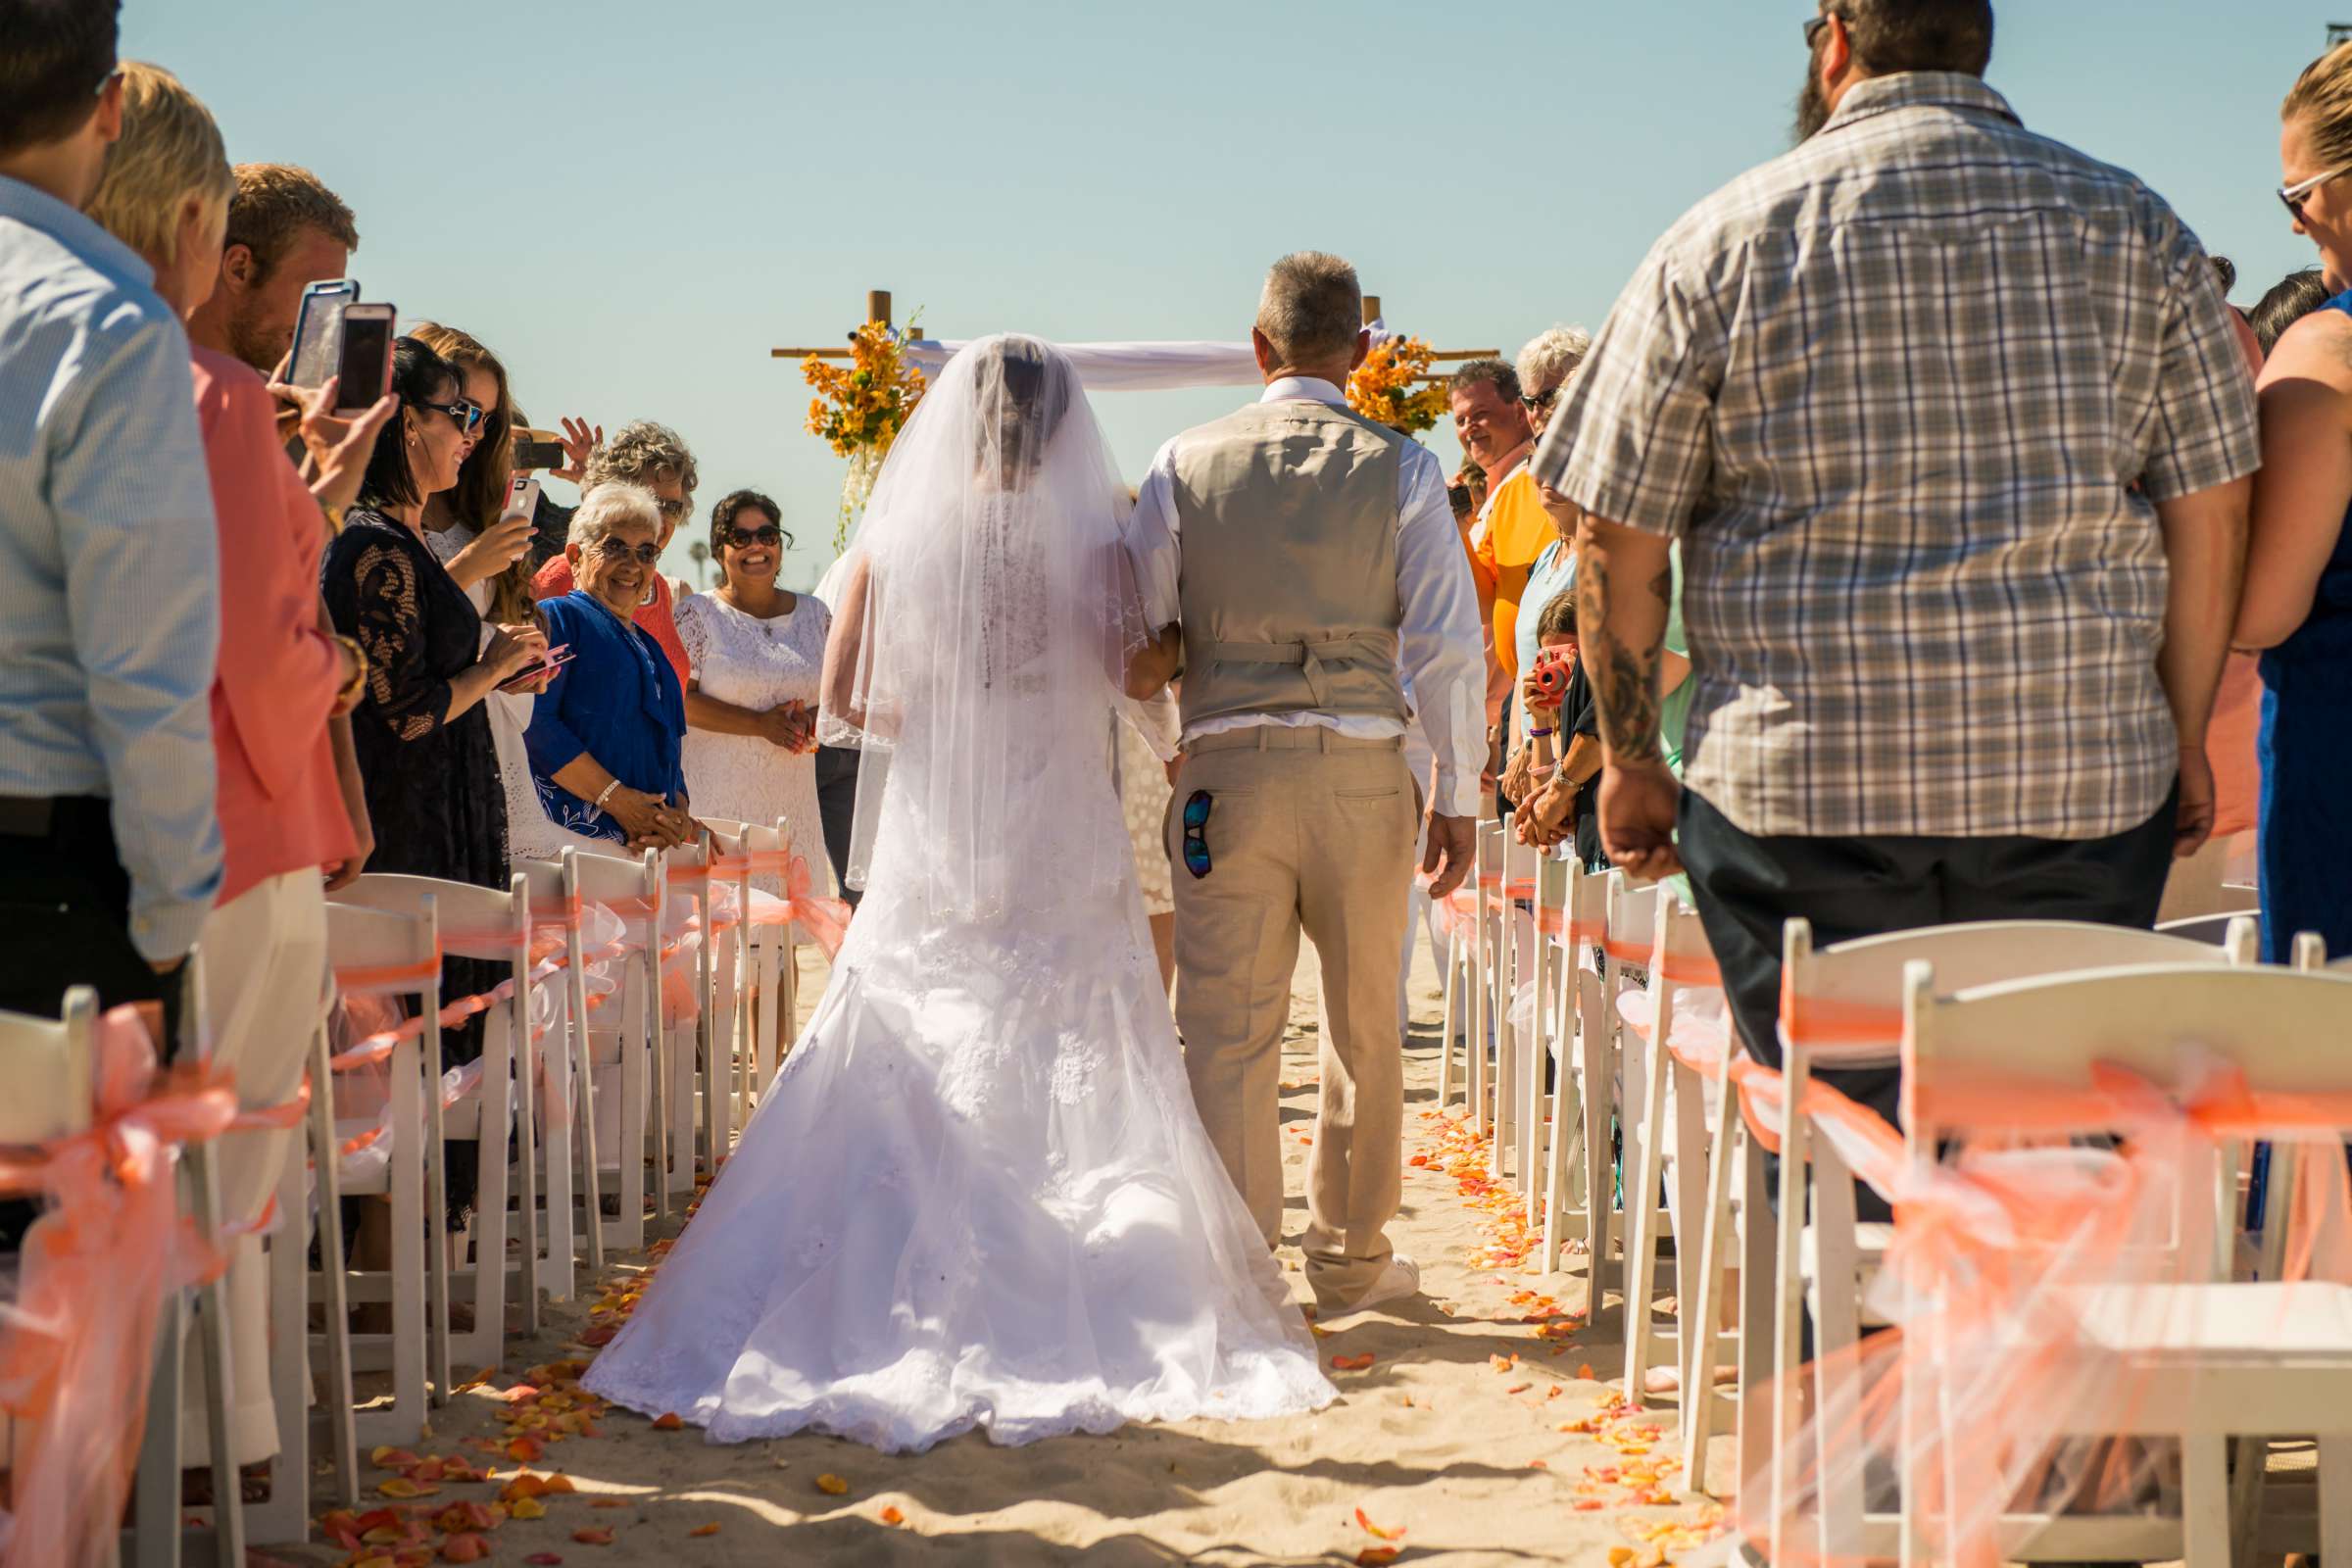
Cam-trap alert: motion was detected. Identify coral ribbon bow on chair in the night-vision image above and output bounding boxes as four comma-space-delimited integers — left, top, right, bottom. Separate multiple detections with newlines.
0, 1006, 238, 1568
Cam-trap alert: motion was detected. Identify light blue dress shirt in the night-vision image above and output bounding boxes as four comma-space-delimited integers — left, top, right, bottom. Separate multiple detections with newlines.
1513, 535, 1579, 683
0, 174, 222, 960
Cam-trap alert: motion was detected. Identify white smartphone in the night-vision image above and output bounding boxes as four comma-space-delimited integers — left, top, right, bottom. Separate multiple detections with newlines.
503, 474, 542, 522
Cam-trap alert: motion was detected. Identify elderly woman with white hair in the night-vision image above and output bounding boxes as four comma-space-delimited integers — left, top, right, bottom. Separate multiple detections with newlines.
1515, 323, 1592, 436
523, 484, 695, 850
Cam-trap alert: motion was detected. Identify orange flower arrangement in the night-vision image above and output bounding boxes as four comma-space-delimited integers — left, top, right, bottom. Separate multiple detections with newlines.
804, 318, 927, 545
1348, 335, 1449, 436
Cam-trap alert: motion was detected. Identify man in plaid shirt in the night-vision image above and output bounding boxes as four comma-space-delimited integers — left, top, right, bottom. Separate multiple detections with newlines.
1533, 0, 2259, 1135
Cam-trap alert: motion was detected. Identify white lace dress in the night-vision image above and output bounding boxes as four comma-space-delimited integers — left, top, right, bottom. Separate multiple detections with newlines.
422, 521, 569, 863
674, 591, 830, 924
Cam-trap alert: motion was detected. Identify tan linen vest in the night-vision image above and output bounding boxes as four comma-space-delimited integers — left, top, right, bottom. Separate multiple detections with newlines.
1169, 400, 1409, 731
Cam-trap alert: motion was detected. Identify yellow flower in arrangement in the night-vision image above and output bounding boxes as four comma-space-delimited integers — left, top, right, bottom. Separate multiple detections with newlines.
1348, 335, 1450, 436
804, 318, 929, 546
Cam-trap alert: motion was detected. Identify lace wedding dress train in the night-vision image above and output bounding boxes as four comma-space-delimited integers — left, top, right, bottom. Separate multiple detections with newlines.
581, 334, 1334, 1453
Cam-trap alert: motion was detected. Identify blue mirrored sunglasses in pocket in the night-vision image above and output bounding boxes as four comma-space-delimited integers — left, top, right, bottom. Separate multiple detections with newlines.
1181, 789, 1212, 878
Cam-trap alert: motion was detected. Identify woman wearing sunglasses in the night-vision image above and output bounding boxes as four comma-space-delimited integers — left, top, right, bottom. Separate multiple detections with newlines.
2236, 39, 2352, 964
522, 484, 693, 852
671, 489, 830, 911
321, 335, 550, 1226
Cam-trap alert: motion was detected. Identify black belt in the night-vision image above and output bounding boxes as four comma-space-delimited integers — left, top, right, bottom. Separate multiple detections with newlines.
0, 796, 94, 839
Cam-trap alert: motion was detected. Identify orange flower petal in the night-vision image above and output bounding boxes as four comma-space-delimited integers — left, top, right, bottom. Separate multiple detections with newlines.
571, 1526, 615, 1544
651, 1412, 683, 1431
1352, 1506, 1405, 1543
878, 1505, 906, 1526
814, 1474, 850, 1496
687, 1524, 720, 1537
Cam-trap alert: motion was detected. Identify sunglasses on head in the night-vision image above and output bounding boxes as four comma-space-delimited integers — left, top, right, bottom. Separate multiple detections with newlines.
1181, 789, 1213, 878
418, 396, 485, 437
594, 538, 662, 566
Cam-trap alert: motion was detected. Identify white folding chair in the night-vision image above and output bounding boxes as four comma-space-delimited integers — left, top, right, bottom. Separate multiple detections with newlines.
0, 984, 244, 1568
1618, 889, 1731, 1406
1497, 825, 1541, 1195
318, 901, 435, 1447
333, 872, 540, 1370
660, 840, 725, 1202
568, 848, 661, 1252
1468, 819, 1507, 1141
1758, 917, 2256, 1556
248, 971, 359, 1544
1537, 856, 1612, 1280
1893, 959, 2352, 1564
512, 854, 605, 1299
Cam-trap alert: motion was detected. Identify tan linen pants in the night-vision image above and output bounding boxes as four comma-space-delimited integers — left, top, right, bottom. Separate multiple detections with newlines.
1170, 726, 1416, 1308
183, 869, 329, 1466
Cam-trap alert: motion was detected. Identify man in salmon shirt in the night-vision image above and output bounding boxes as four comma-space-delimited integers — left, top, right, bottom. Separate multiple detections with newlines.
87, 63, 389, 1472
530, 419, 698, 688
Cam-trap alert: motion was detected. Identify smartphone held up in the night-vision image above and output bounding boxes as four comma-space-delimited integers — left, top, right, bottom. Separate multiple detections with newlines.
286, 279, 395, 416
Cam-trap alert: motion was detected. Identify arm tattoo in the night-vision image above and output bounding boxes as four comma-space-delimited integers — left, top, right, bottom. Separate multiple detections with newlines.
1577, 554, 1670, 765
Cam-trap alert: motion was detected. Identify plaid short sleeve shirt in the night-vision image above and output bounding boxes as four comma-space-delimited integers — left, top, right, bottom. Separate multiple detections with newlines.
1534, 73, 2261, 840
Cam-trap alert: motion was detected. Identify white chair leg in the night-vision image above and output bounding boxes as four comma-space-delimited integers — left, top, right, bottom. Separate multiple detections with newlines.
2319, 1434, 2352, 1561
2180, 1433, 2231, 1568
451, 1027, 511, 1371
131, 1294, 184, 1568
389, 1038, 427, 1443
1682, 1086, 1740, 1487
1439, 931, 1462, 1110
538, 1000, 577, 1302
308, 1027, 358, 1506
1622, 1021, 1671, 1397
1735, 1137, 1775, 1544
249, 1148, 311, 1544
1578, 966, 1612, 1298
183, 1143, 245, 1564
568, 963, 605, 1273
513, 1001, 540, 1338
419, 1014, 452, 1406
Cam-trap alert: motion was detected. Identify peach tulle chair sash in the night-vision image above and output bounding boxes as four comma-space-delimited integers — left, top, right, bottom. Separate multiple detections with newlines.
0, 1006, 237, 1568
735, 853, 850, 959
1740, 1054, 2352, 1568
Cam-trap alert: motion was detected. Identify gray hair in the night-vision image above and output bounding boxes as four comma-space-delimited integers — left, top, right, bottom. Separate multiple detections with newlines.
567, 483, 663, 551
1255, 251, 1363, 368
582, 419, 699, 497
1516, 324, 1593, 396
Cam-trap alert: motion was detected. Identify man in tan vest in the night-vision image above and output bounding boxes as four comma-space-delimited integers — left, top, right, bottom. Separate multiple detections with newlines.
1127, 252, 1484, 1315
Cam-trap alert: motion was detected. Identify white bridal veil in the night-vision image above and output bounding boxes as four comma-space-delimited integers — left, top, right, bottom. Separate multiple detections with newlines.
818, 334, 1169, 924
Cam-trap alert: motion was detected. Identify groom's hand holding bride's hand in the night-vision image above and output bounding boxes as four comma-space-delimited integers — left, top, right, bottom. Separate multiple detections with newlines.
1422, 810, 1475, 899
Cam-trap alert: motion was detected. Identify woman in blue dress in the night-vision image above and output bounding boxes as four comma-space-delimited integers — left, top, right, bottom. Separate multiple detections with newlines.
2242, 49, 2352, 962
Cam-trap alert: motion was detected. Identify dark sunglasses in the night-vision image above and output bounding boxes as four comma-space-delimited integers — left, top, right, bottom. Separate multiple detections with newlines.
1181, 789, 1213, 878
594, 538, 662, 565
418, 397, 485, 437
1519, 386, 1559, 414
722, 523, 783, 549
1802, 12, 1836, 48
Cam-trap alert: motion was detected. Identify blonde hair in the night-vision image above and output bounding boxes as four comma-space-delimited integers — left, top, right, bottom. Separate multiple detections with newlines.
2286, 41, 2352, 173
86, 62, 233, 268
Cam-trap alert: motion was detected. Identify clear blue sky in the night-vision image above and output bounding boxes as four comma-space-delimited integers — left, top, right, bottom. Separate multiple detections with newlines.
132, 0, 2334, 591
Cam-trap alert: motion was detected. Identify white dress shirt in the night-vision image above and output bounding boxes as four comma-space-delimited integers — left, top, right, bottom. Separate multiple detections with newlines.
1127, 376, 1486, 817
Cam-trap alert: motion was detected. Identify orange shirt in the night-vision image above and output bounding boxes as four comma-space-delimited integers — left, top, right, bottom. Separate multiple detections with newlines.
1472, 465, 1554, 684
192, 348, 356, 903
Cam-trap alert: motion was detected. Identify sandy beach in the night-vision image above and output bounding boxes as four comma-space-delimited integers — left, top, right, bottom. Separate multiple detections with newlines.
287, 935, 1736, 1568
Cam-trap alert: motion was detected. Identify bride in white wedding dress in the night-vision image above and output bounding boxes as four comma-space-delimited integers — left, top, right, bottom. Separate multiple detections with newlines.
582, 336, 1335, 1452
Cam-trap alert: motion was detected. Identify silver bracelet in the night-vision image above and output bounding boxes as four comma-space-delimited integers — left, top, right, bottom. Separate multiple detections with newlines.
594, 778, 622, 813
